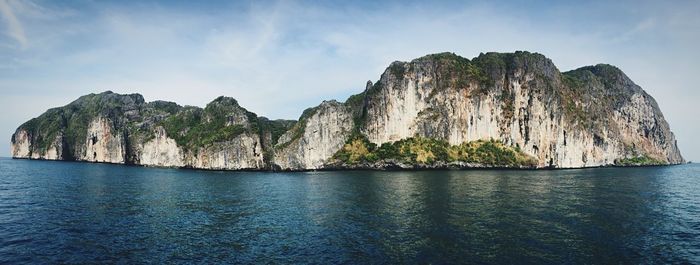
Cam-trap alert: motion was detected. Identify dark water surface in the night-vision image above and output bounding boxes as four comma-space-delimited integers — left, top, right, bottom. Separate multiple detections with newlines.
1, 158, 699, 264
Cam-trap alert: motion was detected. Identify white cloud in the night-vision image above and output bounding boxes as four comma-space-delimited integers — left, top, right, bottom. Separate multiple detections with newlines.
0, 0, 27, 48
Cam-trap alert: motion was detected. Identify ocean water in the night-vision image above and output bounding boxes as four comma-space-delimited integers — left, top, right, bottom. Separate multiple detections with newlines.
0, 157, 698, 264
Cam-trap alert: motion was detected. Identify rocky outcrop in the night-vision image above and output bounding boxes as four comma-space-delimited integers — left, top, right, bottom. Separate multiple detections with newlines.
11, 129, 32, 158
272, 101, 355, 170
359, 52, 683, 168
10, 51, 684, 170
140, 126, 184, 167
82, 116, 125, 163
9, 92, 279, 170
11, 128, 63, 160
138, 127, 265, 170
186, 132, 265, 170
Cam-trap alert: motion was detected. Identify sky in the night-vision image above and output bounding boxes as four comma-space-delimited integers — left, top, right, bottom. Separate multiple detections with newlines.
0, 0, 698, 161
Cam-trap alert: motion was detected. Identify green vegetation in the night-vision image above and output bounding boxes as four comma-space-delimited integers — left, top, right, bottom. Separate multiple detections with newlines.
16, 109, 64, 153
559, 75, 591, 129
19, 91, 297, 160
127, 101, 184, 143
422, 52, 491, 96
16, 91, 146, 159
344, 91, 366, 113
333, 133, 378, 163
471, 51, 554, 92
160, 97, 260, 151
333, 134, 537, 167
560, 63, 636, 131
161, 108, 249, 149
472, 52, 511, 73
146, 100, 182, 114
563, 64, 636, 107
472, 51, 549, 71
255, 118, 296, 163
578, 64, 626, 89
388, 62, 406, 81
256, 118, 296, 146
615, 155, 666, 166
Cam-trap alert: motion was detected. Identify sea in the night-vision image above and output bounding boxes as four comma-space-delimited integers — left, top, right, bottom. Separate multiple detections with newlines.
0, 157, 698, 264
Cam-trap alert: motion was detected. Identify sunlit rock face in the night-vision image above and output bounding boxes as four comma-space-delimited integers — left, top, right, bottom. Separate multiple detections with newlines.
11, 129, 32, 159
82, 116, 125, 163
360, 52, 683, 168
186, 132, 265, 170
10, 129, 63, 160
272, 101, 355, 170
140, 126, 184, 168
10, 51, 684, 170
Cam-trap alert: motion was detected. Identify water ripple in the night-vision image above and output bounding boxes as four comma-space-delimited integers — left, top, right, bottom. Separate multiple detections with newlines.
0, 158, 699, 264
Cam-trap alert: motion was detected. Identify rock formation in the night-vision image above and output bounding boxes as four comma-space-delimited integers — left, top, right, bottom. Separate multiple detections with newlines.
11, 51, 684, 170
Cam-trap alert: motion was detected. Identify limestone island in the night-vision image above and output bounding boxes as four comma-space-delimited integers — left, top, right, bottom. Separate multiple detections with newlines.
11, 51, 684, 170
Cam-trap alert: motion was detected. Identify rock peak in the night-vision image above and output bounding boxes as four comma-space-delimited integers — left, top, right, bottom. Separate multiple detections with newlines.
207, 96, 242, 110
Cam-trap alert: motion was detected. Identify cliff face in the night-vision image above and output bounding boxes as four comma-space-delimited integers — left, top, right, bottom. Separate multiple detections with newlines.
83, 117, 125, 163
11, 93, 277, 170
11, 129, 62, 160
359, 52, 683, 168
185, 132, 264, 170
272, 101, 355, 170
140, 126, 184, 167
11, 51, 684, 170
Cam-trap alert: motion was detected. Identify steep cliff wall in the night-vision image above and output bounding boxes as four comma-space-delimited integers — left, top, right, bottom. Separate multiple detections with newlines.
10, 129, 62, 160
10, 92, 278, 169
11, 129, 33, 158
82, 116, 125, 163
10, 51, 684, 170
185, 132, 265, 170
140, 126, 184, 167
272, 101, 355, 170
358, 52, 683, 168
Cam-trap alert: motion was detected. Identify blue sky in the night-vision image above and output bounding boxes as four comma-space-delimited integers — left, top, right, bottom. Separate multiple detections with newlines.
0, 0, 698, 160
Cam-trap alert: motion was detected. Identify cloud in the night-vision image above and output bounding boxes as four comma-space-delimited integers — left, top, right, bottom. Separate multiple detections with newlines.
0, 0, 27, 48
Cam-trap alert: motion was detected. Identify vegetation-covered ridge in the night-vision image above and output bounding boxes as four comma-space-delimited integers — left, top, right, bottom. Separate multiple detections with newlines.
12, 91, 296, 161
331, 134, 538, 168
12, 91, 147, 160
161, 96, 253, 151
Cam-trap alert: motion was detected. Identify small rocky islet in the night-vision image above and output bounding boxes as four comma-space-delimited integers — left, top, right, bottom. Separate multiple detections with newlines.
11, 51, 684, 170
